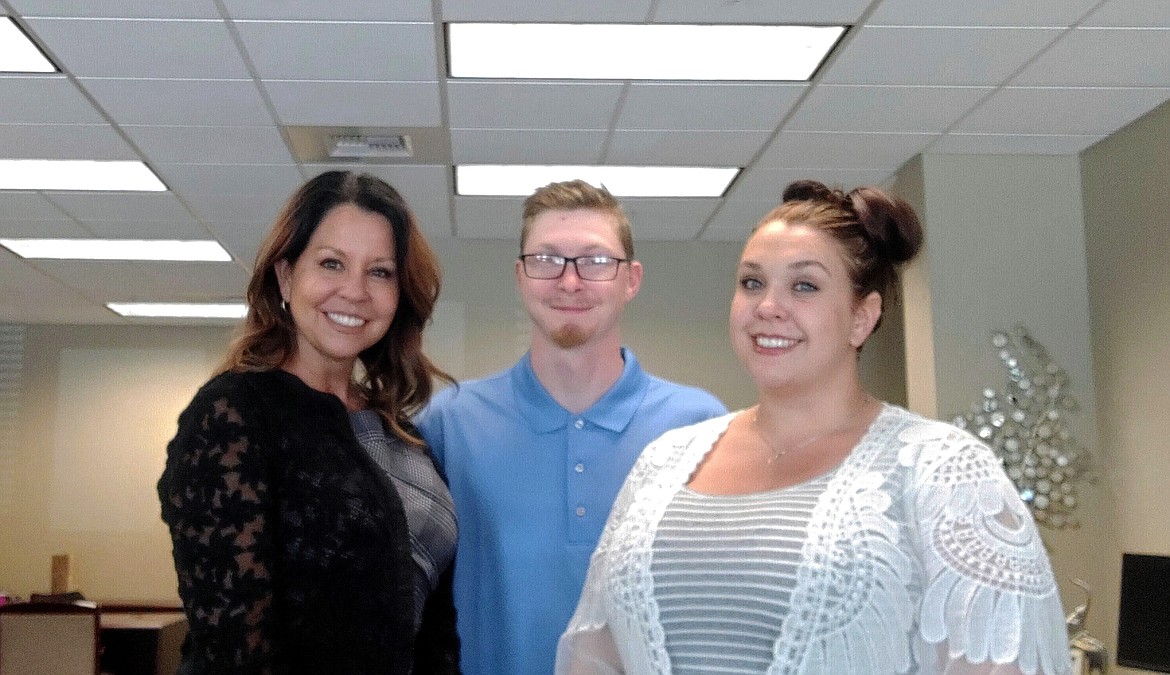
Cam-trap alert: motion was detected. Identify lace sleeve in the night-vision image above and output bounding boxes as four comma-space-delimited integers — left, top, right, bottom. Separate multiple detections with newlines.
900, 423, 1072, 675
557, 624, 625, 675
158, 382, 279, 674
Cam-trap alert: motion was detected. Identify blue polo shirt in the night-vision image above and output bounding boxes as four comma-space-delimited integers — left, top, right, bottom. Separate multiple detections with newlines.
415, 348, 726, 675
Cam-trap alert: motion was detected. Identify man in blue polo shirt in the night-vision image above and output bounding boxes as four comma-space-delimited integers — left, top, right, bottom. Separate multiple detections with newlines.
416, 179, 726, 675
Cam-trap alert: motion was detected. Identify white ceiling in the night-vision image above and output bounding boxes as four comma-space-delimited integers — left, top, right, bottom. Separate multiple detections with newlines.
1, 0, 1168, 324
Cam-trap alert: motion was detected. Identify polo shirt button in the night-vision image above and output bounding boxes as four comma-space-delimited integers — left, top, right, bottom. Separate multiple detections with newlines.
574, 419, 585, 429
575, 506, 586, 517
575, 463, 585, 473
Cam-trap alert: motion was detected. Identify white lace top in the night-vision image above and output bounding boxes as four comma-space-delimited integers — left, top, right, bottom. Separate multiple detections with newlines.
556, 404, 1072, 675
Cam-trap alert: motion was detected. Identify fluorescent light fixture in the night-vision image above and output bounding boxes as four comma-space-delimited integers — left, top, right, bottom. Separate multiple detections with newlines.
0, 238, 232, 262
0, 17, 56, 73
0, 160, 166, 191
448, 23, 845, 81
456, 165, 739, 198
107, 302, 247, 319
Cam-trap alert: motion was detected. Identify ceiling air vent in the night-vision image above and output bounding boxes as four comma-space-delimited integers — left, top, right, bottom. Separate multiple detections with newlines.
328, 134, 412, 159
285, 126, 449, 164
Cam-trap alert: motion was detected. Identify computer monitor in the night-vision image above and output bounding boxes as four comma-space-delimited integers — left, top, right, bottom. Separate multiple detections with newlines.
1116, 552, 1170, 672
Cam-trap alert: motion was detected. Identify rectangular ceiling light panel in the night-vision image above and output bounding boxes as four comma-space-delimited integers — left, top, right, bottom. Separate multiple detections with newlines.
0, 17, 56, 73
0, 239, 232, 262
107, 302, 247, 319
456, 165, 739, 197
448, 23, 845, 81
0, 160, 167, 191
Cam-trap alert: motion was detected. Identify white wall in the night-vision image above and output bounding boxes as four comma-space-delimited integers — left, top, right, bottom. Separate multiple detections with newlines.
1081, 99, 1170, 674
0, 324, 228, 601
897, 153, 1115, 658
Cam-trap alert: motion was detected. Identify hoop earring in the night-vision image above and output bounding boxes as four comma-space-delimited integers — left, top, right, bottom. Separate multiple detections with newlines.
280, 299, 288, 312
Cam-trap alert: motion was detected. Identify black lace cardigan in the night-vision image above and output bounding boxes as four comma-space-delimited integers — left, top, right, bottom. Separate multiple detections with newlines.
158, 369, 459, 674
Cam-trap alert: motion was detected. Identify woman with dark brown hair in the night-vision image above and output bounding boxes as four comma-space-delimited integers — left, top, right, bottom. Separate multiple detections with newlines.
558, 180, 1070, 674
158, 171, 459, 674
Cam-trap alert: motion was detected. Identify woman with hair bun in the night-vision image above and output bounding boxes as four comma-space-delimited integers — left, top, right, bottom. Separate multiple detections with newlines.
557, 181, 1071, 674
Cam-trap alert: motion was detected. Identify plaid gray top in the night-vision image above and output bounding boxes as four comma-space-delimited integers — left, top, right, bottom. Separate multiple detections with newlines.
351, 409, 457, 628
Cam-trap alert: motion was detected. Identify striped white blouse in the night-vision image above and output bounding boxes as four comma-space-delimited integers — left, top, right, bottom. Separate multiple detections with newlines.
651, 478, 833, 673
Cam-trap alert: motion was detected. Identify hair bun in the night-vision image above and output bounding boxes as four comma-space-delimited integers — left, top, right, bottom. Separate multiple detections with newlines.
782, 179, 849, 207
847, 187, 923, 265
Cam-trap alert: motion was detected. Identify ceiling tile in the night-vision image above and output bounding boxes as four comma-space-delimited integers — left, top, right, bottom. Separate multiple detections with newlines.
652, 0, 869, 24
440, 0, 654, 22
301, 163, 455, 238
699, 199, 777, 242
265, 80, 442, 127
1083, 0, 1170, 27
121, 125, 293, 164
866, 0, 1099, 26
0, 196, 87, 238
235, 21, 438, 81
618, 83, 804, 131
451, 129, 607, 164
622, 198, 720, 240
757, 131, 936, 170
728, 167, 893, 201
606, 130, 769, 166
447, 81, 624, 129
28, 259, 249, 300
82, 219, 214, 238
80, 78, 272, 126
181, 192, 288, 225
155, 163, 303, 196
786, 85, 992, 133
0, 76, 107, 124
0, 124, 137, 160
0, 192, 71, 219
929, 133, 1103, 155
0, 254, 118, 323
0, 219, 92, 237
204, 221, 268, 267
221, 0, 433, 21
1013, 28, 1170, 87
24, 18, 251, 78
453, 197, 522, 238
6, 0, 220, 19
46, 191, 195, 222
822, 27, 1062, 85
953, 87, 1170, 135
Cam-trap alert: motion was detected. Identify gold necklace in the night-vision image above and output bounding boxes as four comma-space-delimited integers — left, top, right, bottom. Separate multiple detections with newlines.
751, 401, 877, 465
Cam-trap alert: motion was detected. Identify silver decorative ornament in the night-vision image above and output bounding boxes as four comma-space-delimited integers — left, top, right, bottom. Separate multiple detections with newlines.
953, 325, 1094, 530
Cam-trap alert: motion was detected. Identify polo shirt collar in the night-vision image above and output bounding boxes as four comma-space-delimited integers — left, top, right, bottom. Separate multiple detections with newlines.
512, 347, 648, 434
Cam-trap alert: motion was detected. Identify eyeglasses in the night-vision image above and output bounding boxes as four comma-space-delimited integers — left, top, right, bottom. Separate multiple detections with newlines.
519, 253, 629, 281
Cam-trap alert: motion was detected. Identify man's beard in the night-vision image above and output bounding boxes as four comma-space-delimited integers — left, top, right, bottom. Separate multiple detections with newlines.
551, 324, 591, 349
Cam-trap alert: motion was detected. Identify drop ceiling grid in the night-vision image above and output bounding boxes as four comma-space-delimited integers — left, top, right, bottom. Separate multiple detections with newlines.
0, 0, 1168, 323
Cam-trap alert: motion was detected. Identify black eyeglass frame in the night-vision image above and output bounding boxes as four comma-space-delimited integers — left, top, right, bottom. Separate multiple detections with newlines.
518, 253, 631, 281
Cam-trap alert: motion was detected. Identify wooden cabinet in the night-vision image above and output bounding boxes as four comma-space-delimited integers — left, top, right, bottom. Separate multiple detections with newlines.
99, 612, 187, 675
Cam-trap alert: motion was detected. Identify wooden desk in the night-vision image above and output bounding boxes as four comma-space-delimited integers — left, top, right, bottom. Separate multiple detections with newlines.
99, 611, 187, 675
